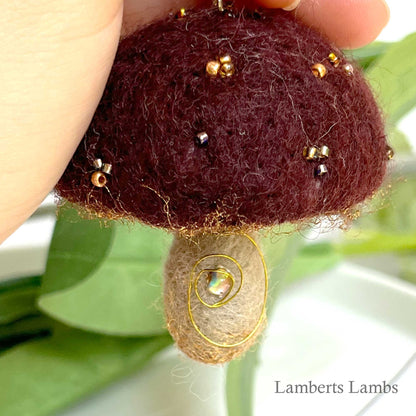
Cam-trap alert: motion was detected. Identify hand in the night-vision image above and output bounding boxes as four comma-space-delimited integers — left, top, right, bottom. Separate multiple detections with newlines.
0, 0, 389, 244
257, 0, 390, 48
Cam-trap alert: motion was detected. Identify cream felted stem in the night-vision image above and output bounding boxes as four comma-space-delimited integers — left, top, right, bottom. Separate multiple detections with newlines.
164, 232, 267, 364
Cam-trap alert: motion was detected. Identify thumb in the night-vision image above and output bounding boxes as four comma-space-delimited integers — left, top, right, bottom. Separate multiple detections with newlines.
0, 1, 123, 243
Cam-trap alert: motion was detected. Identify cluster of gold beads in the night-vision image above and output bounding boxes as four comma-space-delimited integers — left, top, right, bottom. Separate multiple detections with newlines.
303, 145, 330, 177
303, 145, 330, 160
91, 159, 112, 188
311, 52, 354, 79
206, 55, 235, 78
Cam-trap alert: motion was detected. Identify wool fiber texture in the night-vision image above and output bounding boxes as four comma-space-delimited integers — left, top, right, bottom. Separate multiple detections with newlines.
56, 6, 388, 232
164, 233, 266, 364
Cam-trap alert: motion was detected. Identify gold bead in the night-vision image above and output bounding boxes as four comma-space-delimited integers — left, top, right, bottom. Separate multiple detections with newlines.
319, 145, 330, 158
386, 146, 394, 160
206, 60, 221, 77
175, 8, 186, 18
328, 52, 340, 67
219, 55, 232, 64
91, 171, 107, 188
102, 163, 112, 174
303, 146, 319, 161
343, 63, 354, 76
93, 158, 103, 169
219, 62, 235, 78
315, 164, 328, 176
311, 63, 327, 79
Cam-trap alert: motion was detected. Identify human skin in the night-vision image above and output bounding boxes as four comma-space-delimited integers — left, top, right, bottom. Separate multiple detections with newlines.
0, 0, 389, 244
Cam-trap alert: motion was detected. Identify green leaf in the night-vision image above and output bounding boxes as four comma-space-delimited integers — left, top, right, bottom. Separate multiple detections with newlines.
286, 242, 343, 284
0, 327, 172, 416
0, 276, 41, 325
0, 275, 41, 294
0, 288, 39, 325
366, 32, 416, 124
226, 231, 301, 416
386, 128, 411, 153
226, 352, 259, 416
336, 231, 416, 256
41, 205, 114, 295
355, 178, 416, 234
38, 223, 172, 336
0, 315, 53, 353
345, 41, 392, 70
337, 178, 416, 257
262, 227, 302, 299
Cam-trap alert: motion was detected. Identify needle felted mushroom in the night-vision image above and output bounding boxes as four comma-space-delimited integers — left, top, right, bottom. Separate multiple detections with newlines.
55, 4, 391, 364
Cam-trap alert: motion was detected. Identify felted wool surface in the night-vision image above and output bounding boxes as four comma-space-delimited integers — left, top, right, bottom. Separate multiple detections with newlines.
164, 232, 266, 364
56, 6, 388, 232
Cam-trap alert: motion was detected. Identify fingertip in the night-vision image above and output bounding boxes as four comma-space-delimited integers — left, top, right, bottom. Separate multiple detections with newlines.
255, 0, 390, 49
294, 0, 390, 49
255, 0, 298, 9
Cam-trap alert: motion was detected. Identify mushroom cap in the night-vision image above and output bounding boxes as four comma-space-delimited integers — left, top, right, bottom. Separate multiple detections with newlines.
56, 7, 387, 232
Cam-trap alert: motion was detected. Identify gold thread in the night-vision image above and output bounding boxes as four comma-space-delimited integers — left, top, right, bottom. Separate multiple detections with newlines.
141, 184, 173, 229
187, 233, 268, 348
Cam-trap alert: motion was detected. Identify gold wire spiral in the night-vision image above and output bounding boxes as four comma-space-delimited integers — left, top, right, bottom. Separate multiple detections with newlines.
187, 233, 268, 348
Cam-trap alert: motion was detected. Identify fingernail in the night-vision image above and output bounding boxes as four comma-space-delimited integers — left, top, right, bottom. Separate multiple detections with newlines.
282, 0, 301, 11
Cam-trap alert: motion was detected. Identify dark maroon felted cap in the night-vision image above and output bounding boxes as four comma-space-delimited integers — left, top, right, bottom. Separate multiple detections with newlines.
56, 6, 387, 232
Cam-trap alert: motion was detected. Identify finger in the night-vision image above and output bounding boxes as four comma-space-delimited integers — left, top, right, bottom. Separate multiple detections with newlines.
256, 0, 390, 49
255, 0, 299, 9
0, 1, 123, 243
122, 0, 199, 35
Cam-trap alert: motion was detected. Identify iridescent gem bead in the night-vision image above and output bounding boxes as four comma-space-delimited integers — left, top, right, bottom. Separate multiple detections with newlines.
206, 268, 233, 297
311, 63, 327, 78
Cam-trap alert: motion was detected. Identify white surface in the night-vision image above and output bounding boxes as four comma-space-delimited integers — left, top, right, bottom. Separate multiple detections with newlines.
54, 263, 416, 416
360, 353, 416, 416
0, 0, 415, 269
0, 195, 55, 280
398, 108, 416, 153
377, 0, 416, 44
256, 263, 416, 416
